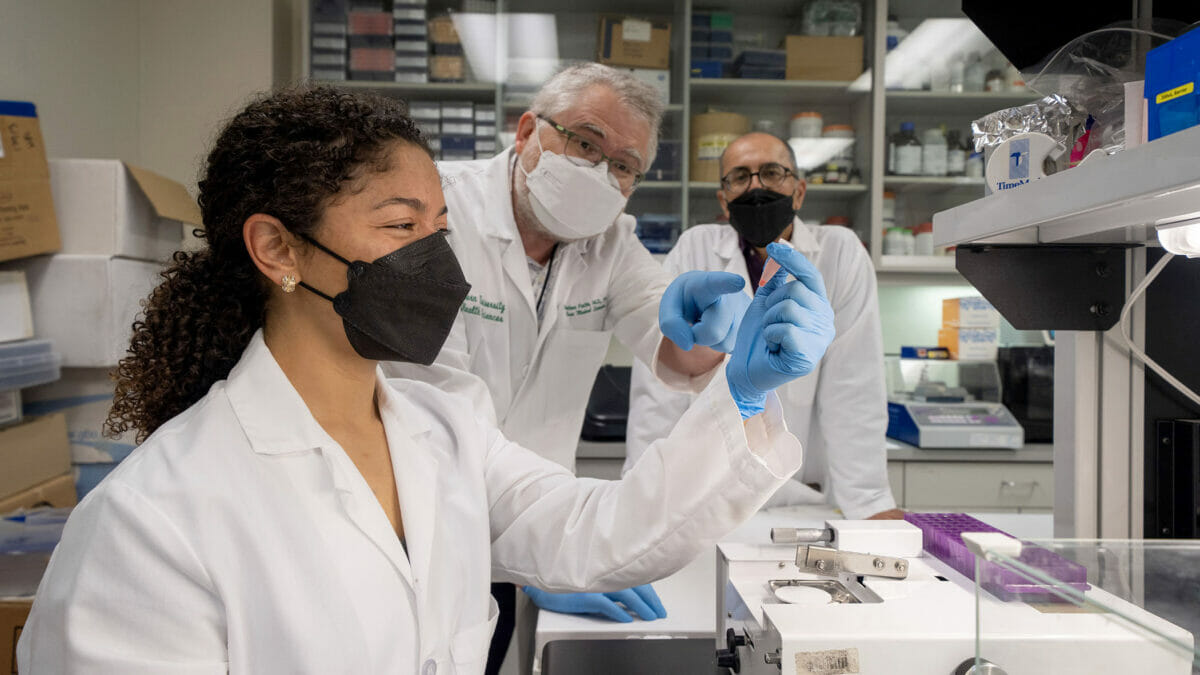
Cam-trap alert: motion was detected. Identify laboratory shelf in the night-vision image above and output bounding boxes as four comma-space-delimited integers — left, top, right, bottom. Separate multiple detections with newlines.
689, 182, 868, 197
501, 99, 684, 113
885, 90, 1039, 117
932, 125, 1200, 247
636, 181, 683, 191
876, 254, 958, 273
884, 176, 986, 194
688, 78, 865, 106
320, 79, 498, 102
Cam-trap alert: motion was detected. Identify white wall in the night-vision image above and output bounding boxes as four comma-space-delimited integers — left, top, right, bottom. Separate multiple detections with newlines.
2, 1, 141, 162
1, 0, 279, 193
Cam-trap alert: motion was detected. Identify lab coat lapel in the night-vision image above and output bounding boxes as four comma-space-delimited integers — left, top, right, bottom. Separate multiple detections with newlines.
226, 331, 418, 585
535, 243, 587, 343
716, 233, 753, 297
376, 377, 440, 597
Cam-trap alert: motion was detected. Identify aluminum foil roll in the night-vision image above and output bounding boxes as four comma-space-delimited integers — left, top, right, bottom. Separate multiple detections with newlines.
971, 94, 1082, 153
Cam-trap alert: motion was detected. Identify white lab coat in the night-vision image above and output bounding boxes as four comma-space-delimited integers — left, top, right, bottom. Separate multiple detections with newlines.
384, 148, 693, 471
18, 331, 803, 674
625, 221, 895, 519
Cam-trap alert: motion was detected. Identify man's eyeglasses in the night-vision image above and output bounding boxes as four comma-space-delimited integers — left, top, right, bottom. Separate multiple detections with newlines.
720, 163, 796, 194
537, 114, 645, 189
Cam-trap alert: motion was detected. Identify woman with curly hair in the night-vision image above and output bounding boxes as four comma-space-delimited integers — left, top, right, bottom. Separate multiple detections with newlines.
17, 86, 833, 674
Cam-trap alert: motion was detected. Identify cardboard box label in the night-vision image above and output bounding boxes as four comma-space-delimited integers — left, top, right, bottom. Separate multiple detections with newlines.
0, 102, 60, 263
622, 19, 651, 42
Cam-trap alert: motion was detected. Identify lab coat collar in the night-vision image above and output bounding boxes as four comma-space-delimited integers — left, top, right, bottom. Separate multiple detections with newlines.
478, 147, 520, 242
225, 330, 338, 456
224, 330, 432, 457
715, 216, 821, 262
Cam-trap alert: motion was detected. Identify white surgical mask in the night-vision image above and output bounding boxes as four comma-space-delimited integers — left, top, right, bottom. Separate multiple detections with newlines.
521, 128, 628, 241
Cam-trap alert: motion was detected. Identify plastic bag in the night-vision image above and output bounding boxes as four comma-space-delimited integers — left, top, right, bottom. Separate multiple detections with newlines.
1021, 23, 1180, 157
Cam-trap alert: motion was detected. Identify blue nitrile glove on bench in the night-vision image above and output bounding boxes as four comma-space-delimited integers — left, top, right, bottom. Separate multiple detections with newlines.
522, 584, 667, 623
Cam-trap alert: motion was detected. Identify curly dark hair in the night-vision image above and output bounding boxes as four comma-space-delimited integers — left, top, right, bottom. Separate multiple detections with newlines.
106, 86, 427, 442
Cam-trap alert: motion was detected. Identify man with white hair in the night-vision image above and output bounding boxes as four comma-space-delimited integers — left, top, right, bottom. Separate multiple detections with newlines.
385, 63, 754, 673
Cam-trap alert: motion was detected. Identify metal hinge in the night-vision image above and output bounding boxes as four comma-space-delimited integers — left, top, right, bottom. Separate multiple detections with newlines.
795, 545, 909, 579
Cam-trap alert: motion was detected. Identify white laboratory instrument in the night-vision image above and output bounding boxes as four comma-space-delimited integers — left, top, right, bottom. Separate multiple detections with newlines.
886, 356, 1024, 449
716, 517, 1195, 674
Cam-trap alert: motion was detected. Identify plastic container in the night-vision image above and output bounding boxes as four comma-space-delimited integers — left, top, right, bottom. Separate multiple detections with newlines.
883, 227, 910, 255
921, 127, 947, 176
949, 53, 965, 92
790, 112, 823, 138
0, 339, 62, 392
913, 222, 934, 255
890, 122, 921, 175
882, 191, 896, 228
822, 124, 855, 163
904, 513, 1090, 602
964, 51, 987, 92
885, 15, 907, 51
946, 130, 967, 176
965, 151, 984, 178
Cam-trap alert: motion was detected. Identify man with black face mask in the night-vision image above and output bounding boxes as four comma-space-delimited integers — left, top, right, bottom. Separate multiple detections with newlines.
625, 132, 902, 521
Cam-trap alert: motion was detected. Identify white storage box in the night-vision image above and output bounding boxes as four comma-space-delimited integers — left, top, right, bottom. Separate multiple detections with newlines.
24, 367, 137, 464
0, 271, 34, 343
4, 255, 163, 367
0, 339, 61, 392
48, 159, 201, 261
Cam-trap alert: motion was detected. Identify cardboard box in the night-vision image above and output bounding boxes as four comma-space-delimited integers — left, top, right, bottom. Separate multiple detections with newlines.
689, 111, 749, 183
624, 68, 671, 105
2, 600, 32, 674
938, 327, 999, 361
0, 101, 60, 264
785, 36, 863, 81
0, 271, 33, 343
48, 160, 197, 262
0, 472, 76, 514
0, 413, 69, 498
3, 255, 163, 367
942, 296, 1000, 329
23, 368, 137, 464
597, 16, 671, 70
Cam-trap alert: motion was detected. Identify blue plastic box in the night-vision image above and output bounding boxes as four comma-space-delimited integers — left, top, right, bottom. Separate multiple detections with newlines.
1146, 26, 1200, 141
690, 59, 726, 79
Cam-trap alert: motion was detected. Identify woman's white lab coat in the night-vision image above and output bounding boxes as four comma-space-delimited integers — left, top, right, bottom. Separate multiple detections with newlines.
18, 332, 802, 674
385, 148, 692, 471
625, 222, 896, 520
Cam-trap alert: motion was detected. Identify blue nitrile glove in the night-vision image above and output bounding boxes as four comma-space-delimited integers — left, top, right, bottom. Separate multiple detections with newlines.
659, 271, 752, 353
522, 584, 667, 624
726, 242, 836, 419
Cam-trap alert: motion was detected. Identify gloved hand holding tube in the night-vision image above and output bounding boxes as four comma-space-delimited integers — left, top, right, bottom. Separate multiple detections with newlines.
726, 242, 836, 419
522, 584, 667, 623
659, 271, 753, 354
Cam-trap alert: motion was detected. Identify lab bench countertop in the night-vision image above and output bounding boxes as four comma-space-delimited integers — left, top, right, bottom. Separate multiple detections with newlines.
886, 441, 1053, 463
532, 507, 1054, 673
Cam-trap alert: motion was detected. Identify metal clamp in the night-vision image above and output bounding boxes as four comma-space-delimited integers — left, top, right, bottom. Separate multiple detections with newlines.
795, 545, 909, 579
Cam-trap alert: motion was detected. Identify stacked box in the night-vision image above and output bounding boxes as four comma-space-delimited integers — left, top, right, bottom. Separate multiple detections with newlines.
428, 15, 466, 83
732, 49, 786, 79
311, 0, 349, 80
410, 101, 441, 145
348, 9, 394, 80
690, 12, 734, 78
938, 296, 1000, 361
474, 105, 497, 159
646, 139, 681, 181
393, 0, 428, 83
440, 101, 475, 161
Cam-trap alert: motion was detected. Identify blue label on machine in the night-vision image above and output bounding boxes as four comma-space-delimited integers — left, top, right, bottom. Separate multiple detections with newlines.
1008, 138, 1030, 179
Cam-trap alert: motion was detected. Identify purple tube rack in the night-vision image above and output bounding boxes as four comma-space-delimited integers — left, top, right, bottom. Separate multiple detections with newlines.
904, 512, 1090, 602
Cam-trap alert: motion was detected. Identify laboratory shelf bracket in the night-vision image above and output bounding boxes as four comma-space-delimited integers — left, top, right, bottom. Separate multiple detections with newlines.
954, 244, 1140, 331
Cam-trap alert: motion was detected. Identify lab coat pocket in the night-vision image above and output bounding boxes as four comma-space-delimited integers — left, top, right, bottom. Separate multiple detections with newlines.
450, 595, 500, 669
